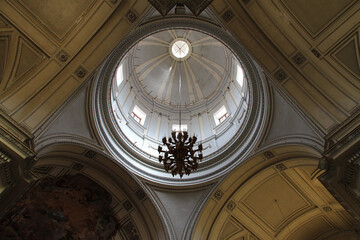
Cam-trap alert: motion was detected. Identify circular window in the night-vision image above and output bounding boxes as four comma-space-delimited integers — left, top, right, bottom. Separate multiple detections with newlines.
169, 38, 191, 60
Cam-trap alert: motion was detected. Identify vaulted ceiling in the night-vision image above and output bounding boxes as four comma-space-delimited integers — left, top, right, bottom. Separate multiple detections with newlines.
0, 0, 358, 134
0, 0, 359, 239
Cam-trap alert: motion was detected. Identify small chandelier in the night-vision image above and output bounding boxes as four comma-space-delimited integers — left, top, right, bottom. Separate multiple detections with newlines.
158, 60, 203, 177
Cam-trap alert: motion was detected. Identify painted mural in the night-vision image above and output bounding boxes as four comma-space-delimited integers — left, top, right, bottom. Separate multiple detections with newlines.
0, 174, 118, 240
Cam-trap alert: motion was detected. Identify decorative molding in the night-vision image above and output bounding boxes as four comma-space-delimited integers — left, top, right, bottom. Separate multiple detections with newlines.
85, 150, 96, 159
126, 10, 137, 23
75, 66, 87, 78
0, 127, 35, 157
0, 110, 38, 216
311, 48, 321, 58
320, 111, 360, 222
56, 50, 69, 62
0, 151, 13, 200
227, 200, 236, 211
72, 162, 84, 171
148, 0, 213, 16
263, 150, 274, 159
222, 9, 234, 22
273, 68, 288, 82
292, 52, 306, 65
325, 125, 360, 157
32, 165, 53, 175
122, 220, 140, 239
122, 200, 133, 211
135, 188, 146, 200
214, 189, 224, 200
323, 206, 332, 212
276, 163, 287, 171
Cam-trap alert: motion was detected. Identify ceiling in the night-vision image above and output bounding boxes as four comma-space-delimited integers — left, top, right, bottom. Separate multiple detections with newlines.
130, 29, 233, 107
0, 0, 359, 239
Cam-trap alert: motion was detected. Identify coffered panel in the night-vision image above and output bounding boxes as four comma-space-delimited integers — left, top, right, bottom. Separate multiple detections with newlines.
243, 174, 311, 231
194, 146, 359, 239
220, 217, 243, 239
11, 0, 96, 41
0, 0, 149, 133
8, 37, 45, 88
211, 0, 360, 134
0, 18, 48, 95
280, 0, 356, 37
286, 216, 334, 240
0, 36, 9, 84
332, 31, 360, 78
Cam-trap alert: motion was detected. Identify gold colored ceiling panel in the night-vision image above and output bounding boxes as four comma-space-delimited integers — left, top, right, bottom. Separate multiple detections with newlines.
280, 0, 355, 36
0, 36, 9, 84
334, 33, 360, 77
243, 174, 310, 230
10, 37, 44, 85
17, 0, 96, 40
286, 216, 334, 240
194, 146, 359, 239
219, 218, 243, 239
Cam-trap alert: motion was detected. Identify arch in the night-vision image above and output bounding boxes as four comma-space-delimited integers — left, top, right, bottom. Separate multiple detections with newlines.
32, 143, 167, 240
193, 145, 354, 239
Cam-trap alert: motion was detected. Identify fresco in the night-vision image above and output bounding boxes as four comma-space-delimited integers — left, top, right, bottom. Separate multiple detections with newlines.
0, 174, 118, 240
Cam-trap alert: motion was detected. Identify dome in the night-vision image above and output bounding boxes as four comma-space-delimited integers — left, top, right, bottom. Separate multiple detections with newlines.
92, 18, 267, 186
130, 29, 232, 107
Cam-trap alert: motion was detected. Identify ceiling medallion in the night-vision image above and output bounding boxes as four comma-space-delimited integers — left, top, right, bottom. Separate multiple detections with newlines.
158, 63, 203, 177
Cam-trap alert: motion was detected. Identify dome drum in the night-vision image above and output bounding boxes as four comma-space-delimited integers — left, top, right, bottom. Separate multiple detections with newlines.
92, 18, 268, 186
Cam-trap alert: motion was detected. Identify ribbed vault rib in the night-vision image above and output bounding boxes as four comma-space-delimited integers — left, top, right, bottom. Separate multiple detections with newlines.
191, 54, 222, 83
135, 53, 168, 73
138, 54, 169, 81
191, 35, 213, 45
138, 40, 168, 47
184, 60, 204, 100
192, 52, 225, 73
165, 61, 178, 103
158, 60, 176, 100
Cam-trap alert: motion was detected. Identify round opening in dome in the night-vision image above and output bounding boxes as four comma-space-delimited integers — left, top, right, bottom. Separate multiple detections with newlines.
169, 38, 191, 60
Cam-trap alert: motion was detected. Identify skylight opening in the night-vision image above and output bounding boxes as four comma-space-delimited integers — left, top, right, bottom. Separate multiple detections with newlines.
172, 40, 189, 59
116, 64, 123, 86
132, 105, 146, 125
236, 65, 244, 87
214, 105, 228, 125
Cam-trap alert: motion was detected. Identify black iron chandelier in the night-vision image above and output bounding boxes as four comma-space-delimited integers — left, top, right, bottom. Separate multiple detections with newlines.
158, 61, 203, 177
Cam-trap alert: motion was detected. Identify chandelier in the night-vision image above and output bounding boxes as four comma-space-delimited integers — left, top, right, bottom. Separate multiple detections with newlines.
158, 59, 203, 177
158, 131, 203, 177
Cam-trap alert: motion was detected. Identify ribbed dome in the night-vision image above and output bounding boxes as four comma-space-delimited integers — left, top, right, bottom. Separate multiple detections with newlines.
93, 18, 267, 185
132, 29, 231, 107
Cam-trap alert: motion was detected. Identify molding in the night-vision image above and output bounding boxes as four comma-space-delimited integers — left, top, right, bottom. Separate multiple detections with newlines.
0, 110, 38, 217
320, 110, 360, 223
